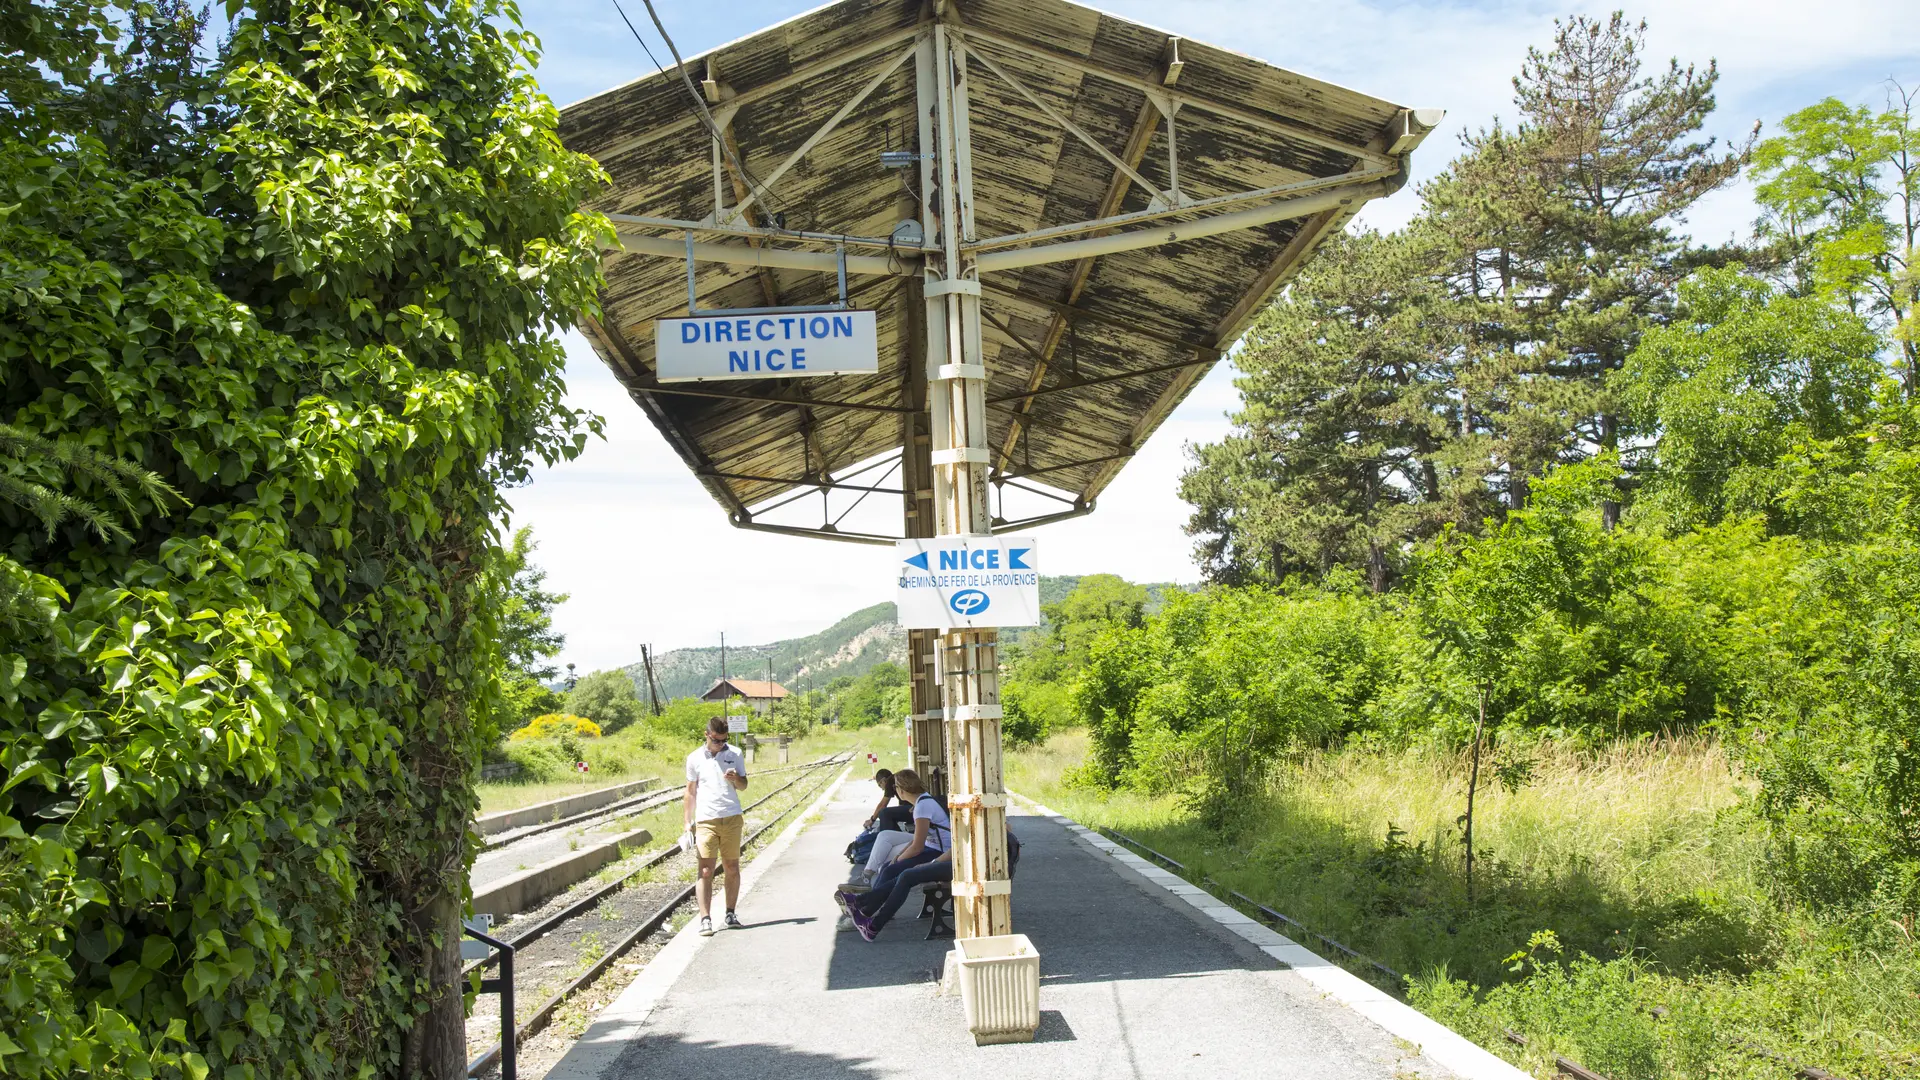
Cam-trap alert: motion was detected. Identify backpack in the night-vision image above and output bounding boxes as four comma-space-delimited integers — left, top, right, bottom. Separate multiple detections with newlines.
845, 824, 880, 865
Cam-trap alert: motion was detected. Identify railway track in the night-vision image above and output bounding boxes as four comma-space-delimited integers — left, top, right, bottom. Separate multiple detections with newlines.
463, 751, 855, 1078
478, 754, 844, 852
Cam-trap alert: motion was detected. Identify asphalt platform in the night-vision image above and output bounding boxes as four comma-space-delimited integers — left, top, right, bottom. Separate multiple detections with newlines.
547, 776, 1470, 1080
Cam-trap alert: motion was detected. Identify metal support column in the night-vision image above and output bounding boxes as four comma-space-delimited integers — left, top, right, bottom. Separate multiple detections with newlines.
901, 276, 946, 798
920, 21, 1012, 939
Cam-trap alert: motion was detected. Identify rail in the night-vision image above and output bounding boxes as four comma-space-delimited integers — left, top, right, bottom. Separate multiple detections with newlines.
477, 750, 846, 852
463, 752, 853, 1076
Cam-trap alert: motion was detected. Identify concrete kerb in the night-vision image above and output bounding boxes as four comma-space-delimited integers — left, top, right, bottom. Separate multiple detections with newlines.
473, 777, 662, 837
544, 759, 856, 1080
471, 826, 653, 920
1008, 792, 1532, 1080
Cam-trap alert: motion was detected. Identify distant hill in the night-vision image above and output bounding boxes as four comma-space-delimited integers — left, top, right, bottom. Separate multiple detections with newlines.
619, 574, 1184, 699
627, 602, 903, 701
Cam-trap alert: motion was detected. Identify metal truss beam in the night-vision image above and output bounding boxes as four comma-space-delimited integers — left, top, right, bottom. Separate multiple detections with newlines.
960, 40, 1170, 209
991, 61, 1172, 475
956, 26, 1396, 169
993, 450, 1133, 482
980, 283, 1220, 356
991, 503, 1093, 533
965, 166, 1397, 254
731, 518, 897, 545
615, 230, 913, 278
591, 26, 926, 162
698, 79, 784, 306
726, 42, 918, 222
635, 381, 911, 415
987, 354, 1217, 405
975, 176, 1396, 272
608, 213, 915, 252
704, 470, 906, 496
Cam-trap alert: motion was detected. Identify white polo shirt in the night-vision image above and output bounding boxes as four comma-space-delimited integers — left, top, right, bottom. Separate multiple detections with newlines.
685, 743, 747, 821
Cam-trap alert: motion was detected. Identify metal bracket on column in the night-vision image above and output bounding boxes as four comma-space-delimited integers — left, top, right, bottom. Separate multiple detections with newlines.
930, 447, 991, 465
911, 709, 945, 721
950, 879, 1014, 897
948, 704, 1003, 720
936, 363, 987, 381
924, 278, 982, 298
947, 792, 1009, 810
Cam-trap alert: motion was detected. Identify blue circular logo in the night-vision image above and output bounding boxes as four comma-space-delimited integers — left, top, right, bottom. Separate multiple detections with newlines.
949, 589, 990, 617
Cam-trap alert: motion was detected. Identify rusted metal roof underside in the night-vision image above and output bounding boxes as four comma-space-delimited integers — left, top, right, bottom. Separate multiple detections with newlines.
559, 0, 1432, 540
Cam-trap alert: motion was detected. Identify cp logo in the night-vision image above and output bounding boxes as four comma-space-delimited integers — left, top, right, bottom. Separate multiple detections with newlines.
949, 589, 991, 617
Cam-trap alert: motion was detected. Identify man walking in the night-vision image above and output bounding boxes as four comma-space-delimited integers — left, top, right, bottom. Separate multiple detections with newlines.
685, 716, 749, 936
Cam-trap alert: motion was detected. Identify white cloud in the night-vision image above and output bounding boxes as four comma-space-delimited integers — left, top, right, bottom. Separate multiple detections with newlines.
518, 0, 1914, 672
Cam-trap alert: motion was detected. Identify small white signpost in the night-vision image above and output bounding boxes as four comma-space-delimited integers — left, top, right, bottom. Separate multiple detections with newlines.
895, 536, 1040, 630
725, 714, 749, 735
655, 310, 879, 382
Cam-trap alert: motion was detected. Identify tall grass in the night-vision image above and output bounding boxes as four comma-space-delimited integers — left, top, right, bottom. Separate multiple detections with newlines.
478, 723, 898, 815
1008, 731, 1918, 1080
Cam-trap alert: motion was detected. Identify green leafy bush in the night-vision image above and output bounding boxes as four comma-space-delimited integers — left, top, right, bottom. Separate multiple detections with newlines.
1001, 679, 1066, 748
0, 2, 607, 1074
651, 696, 720, 744
509, 713, 603, 741
563, 669, 647, 733
1073, 582, 1395, 819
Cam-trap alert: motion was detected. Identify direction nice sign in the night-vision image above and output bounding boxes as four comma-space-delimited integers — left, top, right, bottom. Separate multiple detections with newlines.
655, 310, 879, 383
895, 536, 1040, 630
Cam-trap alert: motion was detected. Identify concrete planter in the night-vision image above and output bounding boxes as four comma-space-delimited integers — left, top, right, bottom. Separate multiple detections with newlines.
954, 933, 1040, 1045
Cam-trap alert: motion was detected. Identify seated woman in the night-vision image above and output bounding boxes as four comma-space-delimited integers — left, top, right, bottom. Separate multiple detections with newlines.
835, 768, 952, 938
844, 769, 912, 886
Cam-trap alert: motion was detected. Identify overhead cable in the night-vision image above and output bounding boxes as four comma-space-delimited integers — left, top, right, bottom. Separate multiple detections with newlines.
611, 0, 787, 220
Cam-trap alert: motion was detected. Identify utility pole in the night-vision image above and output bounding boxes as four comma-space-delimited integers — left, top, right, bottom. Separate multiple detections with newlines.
641, 644, 662, 716
917, 17, 1011, 940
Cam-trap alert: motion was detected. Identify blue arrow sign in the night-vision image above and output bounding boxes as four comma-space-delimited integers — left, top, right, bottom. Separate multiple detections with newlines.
894, 536, 1040, 630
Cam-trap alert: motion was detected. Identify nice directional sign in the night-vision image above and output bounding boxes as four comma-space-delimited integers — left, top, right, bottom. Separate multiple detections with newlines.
655, 310, 879, 383
895, 536, 1039, 630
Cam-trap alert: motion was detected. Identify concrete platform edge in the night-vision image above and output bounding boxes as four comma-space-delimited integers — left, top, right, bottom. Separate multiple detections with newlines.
472, 826, 653, 920
544, 761, 856, 1080
1009, 792, 1532, 1080
474, 777, 661, 836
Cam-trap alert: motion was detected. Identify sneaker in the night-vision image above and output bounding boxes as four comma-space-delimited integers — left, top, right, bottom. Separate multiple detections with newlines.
698, 916, 715, 937
836, 914, 855, 933
724, 910, 742, 930
833, 889, 861, 917
853, 911, 879, 942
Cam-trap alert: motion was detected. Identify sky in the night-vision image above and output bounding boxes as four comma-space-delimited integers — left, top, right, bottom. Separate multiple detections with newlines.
509, 0, 1916, 674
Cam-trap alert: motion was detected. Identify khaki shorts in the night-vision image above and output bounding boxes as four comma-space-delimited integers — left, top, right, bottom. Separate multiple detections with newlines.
694, 814, 743, 861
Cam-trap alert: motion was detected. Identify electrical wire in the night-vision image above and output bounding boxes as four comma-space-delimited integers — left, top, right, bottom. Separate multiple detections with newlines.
611, 0, 788, 222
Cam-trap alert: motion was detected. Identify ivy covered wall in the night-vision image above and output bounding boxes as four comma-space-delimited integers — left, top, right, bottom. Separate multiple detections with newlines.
0, 2, 609, 1074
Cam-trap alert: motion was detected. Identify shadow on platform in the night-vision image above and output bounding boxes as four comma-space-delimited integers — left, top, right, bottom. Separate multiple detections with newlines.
619, 1037, 884, 1080
824, 813, 1265, 991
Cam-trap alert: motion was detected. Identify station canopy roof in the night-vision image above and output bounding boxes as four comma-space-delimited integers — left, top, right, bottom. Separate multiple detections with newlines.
559, 0, 1437, 542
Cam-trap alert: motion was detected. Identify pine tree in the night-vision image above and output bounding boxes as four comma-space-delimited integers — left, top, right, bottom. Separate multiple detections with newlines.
1429, 14, 1749, 524
1182, 229, 1486, 589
